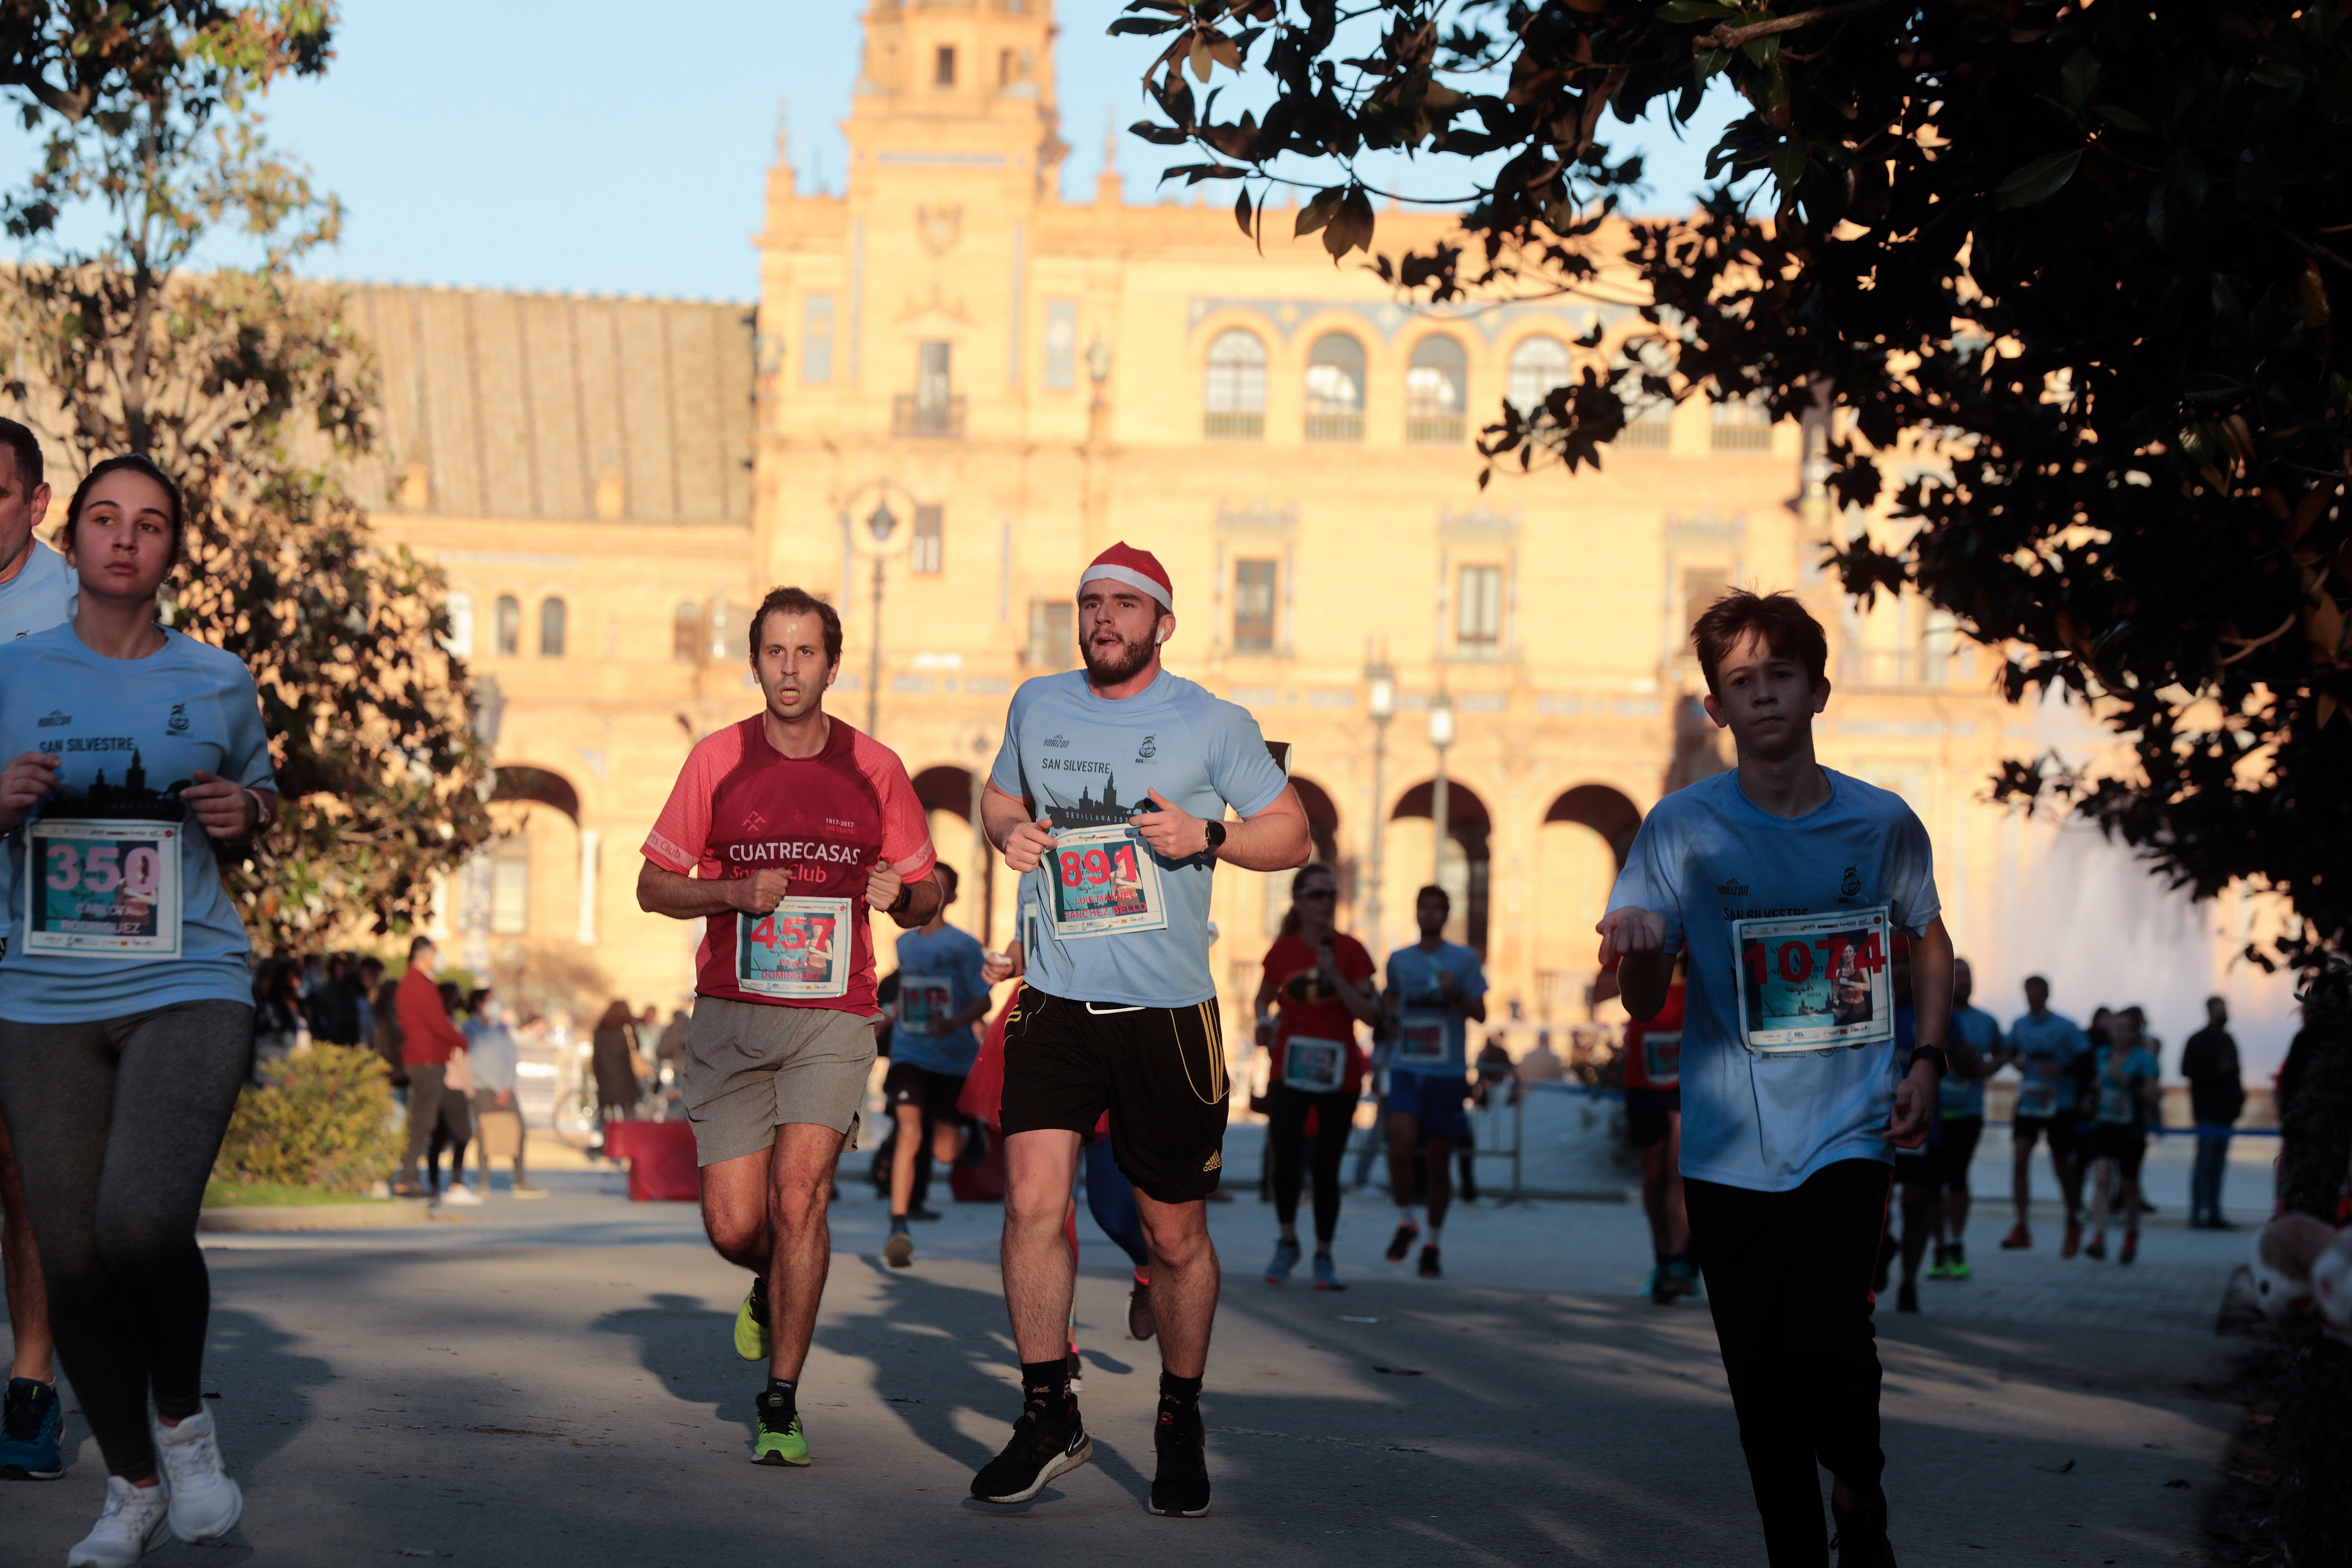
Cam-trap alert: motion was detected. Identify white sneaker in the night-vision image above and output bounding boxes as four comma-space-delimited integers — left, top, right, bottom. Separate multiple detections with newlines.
437, 1181, 483, 1207
66, 1475, 172, 1566
152, 1408, 242, 1542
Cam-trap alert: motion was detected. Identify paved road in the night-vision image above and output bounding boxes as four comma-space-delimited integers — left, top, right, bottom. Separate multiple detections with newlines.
7, 1165, 2246, 1566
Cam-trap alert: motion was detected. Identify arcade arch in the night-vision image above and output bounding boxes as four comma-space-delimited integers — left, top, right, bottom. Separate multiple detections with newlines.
1391, 778, 1492, 956
1533, 783, 1644, 1021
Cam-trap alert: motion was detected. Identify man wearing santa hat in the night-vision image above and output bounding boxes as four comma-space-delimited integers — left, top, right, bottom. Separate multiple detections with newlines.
969, 542, 1309, 1517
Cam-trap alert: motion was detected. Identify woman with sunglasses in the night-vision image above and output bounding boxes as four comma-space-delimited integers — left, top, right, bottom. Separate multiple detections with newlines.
1250, 862, 1379, 1289
0, 455, 274, 1566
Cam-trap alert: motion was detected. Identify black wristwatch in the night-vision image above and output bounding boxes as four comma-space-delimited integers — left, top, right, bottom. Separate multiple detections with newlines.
888, 881, 914, 916
1201, 819, 1226, 856
1906, 1045, 1947, 1077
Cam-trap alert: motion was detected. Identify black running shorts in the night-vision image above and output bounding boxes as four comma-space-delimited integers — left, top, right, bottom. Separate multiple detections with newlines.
1935, 1113, 1983, 1193
2012, 1113, 2077, 1158
883, 1061, 968, 1123
999, 984, 1230, 1204
1624, 1085, 1680, 1150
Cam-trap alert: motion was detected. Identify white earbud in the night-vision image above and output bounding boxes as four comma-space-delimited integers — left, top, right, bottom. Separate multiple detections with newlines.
1155, 629, 1168, 644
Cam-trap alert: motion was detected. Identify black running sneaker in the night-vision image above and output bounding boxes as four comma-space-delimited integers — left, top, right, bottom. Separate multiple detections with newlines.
971, 1397, 1090, 1504
1127, 1280, 1157, 1342
1385, 1223, 1420, 1262
1830, 1488, 1897, 1567
1418, 1243, 1442, 1279
1147, 1397, 1210, 1517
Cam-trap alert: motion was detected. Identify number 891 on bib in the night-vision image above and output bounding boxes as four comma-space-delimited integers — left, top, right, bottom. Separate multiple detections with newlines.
1045, 824, 1169, 940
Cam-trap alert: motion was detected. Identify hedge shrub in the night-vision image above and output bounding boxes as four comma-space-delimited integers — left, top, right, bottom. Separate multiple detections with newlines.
212, 1043, 402, 1196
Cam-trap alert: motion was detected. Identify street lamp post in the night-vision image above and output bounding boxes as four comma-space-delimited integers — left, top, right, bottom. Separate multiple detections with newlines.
1428, 687, 1456, 892
862, 498, 898, 737
1363, 657, 1395, 955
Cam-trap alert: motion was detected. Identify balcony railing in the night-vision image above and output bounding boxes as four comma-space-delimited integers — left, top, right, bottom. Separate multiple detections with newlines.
1709, 417, 1772, 452
1618, 419, 1671, 450
1837, 647, 1955, 689
892, 394, 967, 439
1203, 409, 1264, 441
1304, 412, 1365, 443
1406, 414, 1465, 445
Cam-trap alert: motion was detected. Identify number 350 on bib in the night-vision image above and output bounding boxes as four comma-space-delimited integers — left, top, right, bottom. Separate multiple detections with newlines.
26, 817, 184, 959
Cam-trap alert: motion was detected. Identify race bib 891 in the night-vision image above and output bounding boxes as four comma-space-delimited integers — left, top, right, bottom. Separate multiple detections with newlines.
1732, 906, 1895, 1056
1045, 824, 1169, 941
26, 817, 183, 959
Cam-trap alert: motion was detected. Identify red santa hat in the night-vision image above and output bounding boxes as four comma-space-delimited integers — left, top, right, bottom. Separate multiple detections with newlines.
1078, 541, 1174, 611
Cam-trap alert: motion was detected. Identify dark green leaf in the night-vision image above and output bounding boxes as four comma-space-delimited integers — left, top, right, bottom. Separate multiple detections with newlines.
1994, 148, 2084, 207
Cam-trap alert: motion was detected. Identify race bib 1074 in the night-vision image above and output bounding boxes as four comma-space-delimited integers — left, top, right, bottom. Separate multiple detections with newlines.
735, 896, 853, 999
1732, 906, 1895, 1055
25, 816, 183, 959
1045, 824, 1169, 941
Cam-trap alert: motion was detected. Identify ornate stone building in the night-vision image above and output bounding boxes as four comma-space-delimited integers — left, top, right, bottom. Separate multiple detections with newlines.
361, 0, 2146, 1046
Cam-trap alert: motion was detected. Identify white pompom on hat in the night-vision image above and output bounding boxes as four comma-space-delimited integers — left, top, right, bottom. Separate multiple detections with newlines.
1078, 541, 1174, 611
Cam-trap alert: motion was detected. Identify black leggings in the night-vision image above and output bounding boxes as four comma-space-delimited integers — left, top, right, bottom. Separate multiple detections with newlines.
1266, 1083, 1354, 1244
0, 1002, 253, 1480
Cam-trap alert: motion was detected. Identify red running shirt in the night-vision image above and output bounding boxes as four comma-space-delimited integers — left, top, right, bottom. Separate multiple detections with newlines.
1623, 979, 1686, 1091
1261, 931, 1375, 1094
641, 716, 936, 1015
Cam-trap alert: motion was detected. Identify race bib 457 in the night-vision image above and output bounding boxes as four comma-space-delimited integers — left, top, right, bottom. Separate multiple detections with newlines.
736, 896, 853, 999
1733, 906, 1894, 1055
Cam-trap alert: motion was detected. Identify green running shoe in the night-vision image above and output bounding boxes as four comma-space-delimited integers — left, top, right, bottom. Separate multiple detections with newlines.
753, 1391, 810, 1467
734, 1278, 771, 1363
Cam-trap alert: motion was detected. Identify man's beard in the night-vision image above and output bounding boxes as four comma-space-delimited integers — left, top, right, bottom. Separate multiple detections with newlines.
1082, 631, 1154, 685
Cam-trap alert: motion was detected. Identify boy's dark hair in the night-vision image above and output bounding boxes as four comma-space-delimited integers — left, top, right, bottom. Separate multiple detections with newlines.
1690, 588, 1828, 697
1415, 883, 1451, 913
0, 418, 42, 491
62, 453, 186, 568
932, 862, 959, 901
749, 586, 842, 666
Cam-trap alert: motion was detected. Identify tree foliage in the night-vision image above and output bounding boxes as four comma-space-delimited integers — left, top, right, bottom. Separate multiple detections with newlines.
1119, 0, 2352, 964
0, 1, 491, 949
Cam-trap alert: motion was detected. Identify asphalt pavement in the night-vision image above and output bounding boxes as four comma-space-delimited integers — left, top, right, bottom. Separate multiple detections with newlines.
3, 1153, 2249, 1566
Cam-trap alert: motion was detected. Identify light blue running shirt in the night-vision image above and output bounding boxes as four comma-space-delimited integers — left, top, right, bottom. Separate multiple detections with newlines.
1943, 1003, 2002, 1118
992, 668, 1289, 1009
2007, 1011, 2092, 1114
0, 538, 78, 959
0, 624, 275, 1022
1384, 940, 1488, 1078
1604, 768, 1941, 1192
0, 539, 75, 643
890, 922, 990, 1076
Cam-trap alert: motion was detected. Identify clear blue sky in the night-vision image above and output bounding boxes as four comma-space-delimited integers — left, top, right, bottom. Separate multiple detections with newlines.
0, 1, 1740, 300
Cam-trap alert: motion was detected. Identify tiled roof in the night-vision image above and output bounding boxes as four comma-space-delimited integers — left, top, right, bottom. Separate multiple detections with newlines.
343, 283, 756, 525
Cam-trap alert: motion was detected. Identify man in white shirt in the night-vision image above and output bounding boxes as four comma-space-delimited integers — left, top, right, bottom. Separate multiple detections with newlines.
0, 416, 67, 1481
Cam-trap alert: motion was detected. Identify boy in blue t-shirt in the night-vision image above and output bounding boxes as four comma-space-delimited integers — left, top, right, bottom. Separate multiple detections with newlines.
1602, 590, 1951, 1567
1995, 976, 2094, 1254
881, 864, 994, 1266
1380, 884, 1488, 1280
1931, 957, 2002, 1279
2082, 1005, 2161, 1264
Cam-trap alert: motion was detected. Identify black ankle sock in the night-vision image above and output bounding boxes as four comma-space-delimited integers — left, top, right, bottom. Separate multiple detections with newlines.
1020, 1358, 1071, 1405
1158, 1371, 1203, 1405
763, 1377, 797, 1418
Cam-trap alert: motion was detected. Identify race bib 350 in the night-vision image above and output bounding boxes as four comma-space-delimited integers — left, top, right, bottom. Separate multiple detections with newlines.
26, 816, 183, 960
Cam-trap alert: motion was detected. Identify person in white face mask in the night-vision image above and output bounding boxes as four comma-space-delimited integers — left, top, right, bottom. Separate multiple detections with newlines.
461, 989, 542, 1198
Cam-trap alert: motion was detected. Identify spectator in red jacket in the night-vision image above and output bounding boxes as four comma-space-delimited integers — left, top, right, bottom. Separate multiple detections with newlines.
392, 938, 468, 1198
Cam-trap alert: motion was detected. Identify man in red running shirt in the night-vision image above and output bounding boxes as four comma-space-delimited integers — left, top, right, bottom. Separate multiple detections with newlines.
638, 586, 943, 1467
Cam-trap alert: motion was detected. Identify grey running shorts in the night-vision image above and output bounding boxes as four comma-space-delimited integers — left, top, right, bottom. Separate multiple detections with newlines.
681, 996, 876, 1167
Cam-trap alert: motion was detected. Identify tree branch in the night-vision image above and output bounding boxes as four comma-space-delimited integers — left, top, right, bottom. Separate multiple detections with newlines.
1693, 0, 1896, 53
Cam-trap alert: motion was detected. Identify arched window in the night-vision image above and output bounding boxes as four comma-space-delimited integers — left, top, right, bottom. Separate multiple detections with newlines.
673, 600, 704, 663
1203, 328, 1267, 439
442, 590, 475, 657
1406, 335, 1466, 444
1507, 334, 1572, 414
493, 595, 521, 657
1303, 332, 1365, 442
538, 596, 567, 658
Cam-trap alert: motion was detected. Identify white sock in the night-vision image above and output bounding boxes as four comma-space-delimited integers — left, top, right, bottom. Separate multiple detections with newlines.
1426, 1224, 1443, 1246
1397, 1206, 1418, 1228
